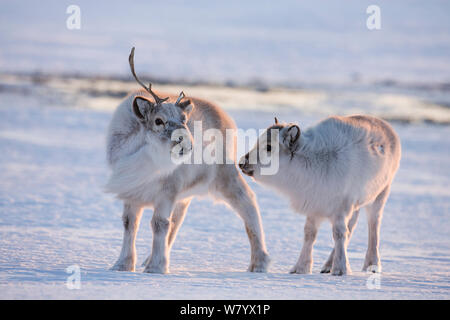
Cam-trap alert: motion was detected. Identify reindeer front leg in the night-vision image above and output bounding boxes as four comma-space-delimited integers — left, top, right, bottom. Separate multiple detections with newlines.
111, 201, 143, 272
290, 216, 320, 274
143, 199, 175, 274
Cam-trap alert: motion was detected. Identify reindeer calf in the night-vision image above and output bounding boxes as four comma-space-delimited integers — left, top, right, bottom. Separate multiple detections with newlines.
240, 116, 401, 275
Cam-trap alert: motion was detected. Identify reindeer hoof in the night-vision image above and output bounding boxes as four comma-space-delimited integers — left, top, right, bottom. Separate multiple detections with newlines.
143, 265, 168, 274
290, 265, 312, 274
248, 252, 270, 273
331, 267, 351, 276
110, 261, 135, 272
320, 265, 332, 273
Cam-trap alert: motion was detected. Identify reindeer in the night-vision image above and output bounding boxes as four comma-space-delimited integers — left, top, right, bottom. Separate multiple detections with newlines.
105, 48, 269, 274
239, 116, 401, 275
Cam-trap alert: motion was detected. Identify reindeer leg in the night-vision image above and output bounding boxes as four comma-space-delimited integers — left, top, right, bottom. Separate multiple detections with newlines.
363, 186, 390, 272
111, 201, 143, 272
143, 198, 174, 274
142, 199, 191, 267
290, 216, 321, 274
216, 168, 270, 272
321, 209, 359, 273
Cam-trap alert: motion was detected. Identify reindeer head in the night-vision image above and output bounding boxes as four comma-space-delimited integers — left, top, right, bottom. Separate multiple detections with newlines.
129, 47, 194, 163
239, 117, 301, 179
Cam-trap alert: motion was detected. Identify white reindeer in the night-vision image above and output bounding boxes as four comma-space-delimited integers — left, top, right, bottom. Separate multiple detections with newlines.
105, 48, 269, 273
239, 116, 401, 275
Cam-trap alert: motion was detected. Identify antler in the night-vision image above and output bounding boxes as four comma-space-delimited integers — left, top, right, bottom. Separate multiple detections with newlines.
175, 91, 185, 105
128, 47, 169, 105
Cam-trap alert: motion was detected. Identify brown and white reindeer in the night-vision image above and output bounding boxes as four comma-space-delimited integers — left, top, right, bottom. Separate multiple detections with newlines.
105, 48, 269, 274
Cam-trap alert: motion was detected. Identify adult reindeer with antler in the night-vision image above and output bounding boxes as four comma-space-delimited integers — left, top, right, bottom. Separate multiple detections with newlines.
105, 47, 269, 273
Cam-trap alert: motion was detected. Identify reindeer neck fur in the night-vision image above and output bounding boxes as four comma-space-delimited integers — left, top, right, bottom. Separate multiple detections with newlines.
105, 93, 220, 204
105, 97, 178, 200
104, 134, 178, 201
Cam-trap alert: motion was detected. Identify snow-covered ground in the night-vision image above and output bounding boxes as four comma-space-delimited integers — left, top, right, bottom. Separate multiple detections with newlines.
0, 80, 449, 299
0, 0, 449, 300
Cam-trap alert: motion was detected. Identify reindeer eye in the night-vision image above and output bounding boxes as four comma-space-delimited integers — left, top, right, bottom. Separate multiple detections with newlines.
266, 145, 272, 152
155, 118, 164, 126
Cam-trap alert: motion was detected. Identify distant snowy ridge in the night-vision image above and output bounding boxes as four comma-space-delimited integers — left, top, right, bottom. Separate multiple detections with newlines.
2, 73, 450, 125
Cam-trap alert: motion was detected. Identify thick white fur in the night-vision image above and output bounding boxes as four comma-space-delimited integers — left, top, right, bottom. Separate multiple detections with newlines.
240, 115, 401, 275
106, 89, 269, 274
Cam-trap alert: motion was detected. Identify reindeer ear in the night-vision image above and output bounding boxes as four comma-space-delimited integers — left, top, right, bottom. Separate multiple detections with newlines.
177, 99, 194, 115
281, 124, 301, 150
132, 96, 153, 120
